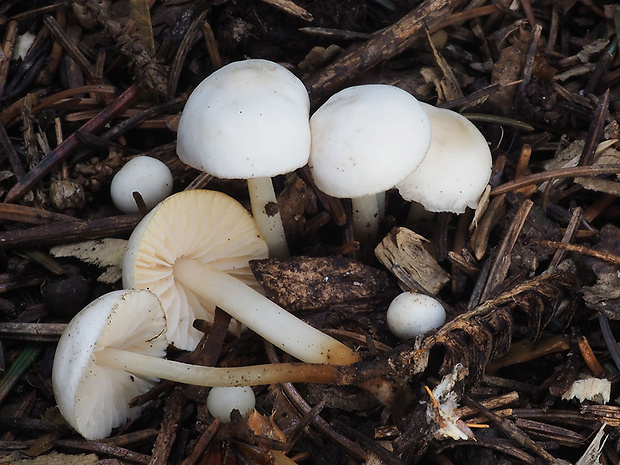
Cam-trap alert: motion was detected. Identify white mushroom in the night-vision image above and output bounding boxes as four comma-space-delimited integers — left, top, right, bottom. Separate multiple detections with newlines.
123, 189, 267, 350
308, 84, 431, 245
123, 189, 361, 364
386, 291, 446, 339
207, 386, 256, 423
396, 103, 492, 214
176, 59, 311, 258
110, 156, 173, 214
52, 289, 357, 439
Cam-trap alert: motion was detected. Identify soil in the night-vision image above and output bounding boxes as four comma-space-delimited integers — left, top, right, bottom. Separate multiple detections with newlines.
1, 0, 620, 464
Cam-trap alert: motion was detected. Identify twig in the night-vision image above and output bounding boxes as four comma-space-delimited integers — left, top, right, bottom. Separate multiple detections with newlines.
0, 121, 25, 179
179, 419, 220, 465
579, 89, 610, 166
304, 0, 459, 104
0, 203, 75, 224
0, 214, 140, 249
479, 199, 533, 301
576, 334, 605, 377
0, 20, 18, 100
0, 322, 66, 342
533, 239, 620, 265
598, 313, 620, 372
43, 14, 97, 83
6, 2, 66, 22
264, 342, 368, 460
4, 83, 143, 203
548, 207, 583, 269
0, 84, 117, 127
490, 165, 620, 195
166, 10, 206, 99
461, 395, 559, 463
259, 0, 313, 21
54, 438, 151, 464
331, 418, 406, 465
202, 21, 222, 70
149, 389, 185, 465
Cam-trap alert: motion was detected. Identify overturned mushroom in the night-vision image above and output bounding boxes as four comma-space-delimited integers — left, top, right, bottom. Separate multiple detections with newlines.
123, 189, 360, 364
52, 289, 357, 439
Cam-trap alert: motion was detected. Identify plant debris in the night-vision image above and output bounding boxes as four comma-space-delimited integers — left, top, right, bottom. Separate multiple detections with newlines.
1, 1, 620, 464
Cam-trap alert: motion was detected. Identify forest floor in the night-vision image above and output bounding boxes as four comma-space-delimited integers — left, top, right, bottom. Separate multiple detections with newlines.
0, 0, 619, 464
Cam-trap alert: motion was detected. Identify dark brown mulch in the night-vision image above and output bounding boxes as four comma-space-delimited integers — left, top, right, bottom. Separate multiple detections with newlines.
1, 0, 620, 464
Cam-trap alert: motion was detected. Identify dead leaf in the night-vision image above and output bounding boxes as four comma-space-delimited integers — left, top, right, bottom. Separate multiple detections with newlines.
49, 238, 126, 283
425, 29, 463, 103
574, 145, 620, 195
580, 224, 620, 319
129, 0, 155, 56
298, 45, 341, 71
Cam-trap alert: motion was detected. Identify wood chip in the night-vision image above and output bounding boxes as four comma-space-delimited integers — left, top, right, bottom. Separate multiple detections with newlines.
374, 227, 449, 295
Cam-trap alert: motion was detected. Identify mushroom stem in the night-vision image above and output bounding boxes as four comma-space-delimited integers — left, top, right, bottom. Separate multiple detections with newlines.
351, 194, 379, 245
247, 177, 289, 259
173, 257, 361, 365
95, 347, 344, 387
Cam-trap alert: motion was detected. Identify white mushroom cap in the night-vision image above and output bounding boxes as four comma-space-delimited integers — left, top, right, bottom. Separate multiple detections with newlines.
110, 156, 174, 214
122, 190, 269, 351
207, 386, 256, 423
396, 103, 492, 213
308, 84, 431, 199
386, 292, 446, 339
52, 289, 168, 440
176, 59, 311, 179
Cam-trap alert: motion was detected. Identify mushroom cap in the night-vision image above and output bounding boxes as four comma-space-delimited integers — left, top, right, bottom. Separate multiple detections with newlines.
52, 289, 168, 440
386, 292, 446, 339
396, 103, 492, 213
207, 386, 256, 423
122, 189, 269, 351
176, 59, 311, 179
308, 84, 431, 198
110, 156, 173, 214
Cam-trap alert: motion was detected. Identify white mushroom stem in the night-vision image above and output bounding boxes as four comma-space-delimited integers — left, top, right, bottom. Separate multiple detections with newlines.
351, 194, 379, 245
173, 257, 361, 365
95, 347, 345, 387
247, 177, 289, 259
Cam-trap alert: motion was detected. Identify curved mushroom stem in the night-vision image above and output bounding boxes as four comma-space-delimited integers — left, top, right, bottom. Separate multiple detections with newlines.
247, 177, 289, 259
351, 194, 379, 246
95, 347, 345, 387
173, 257, 361, 365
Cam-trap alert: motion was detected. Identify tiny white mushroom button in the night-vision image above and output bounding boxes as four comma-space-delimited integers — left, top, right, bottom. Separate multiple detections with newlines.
110, 156, 173, 214
387, 292, 446, 339
207, 386, 256, 423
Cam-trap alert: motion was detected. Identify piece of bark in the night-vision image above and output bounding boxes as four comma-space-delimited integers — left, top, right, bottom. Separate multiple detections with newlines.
250, 255, 397, 312
374, 227, 449, 295
277, 174, 318, 238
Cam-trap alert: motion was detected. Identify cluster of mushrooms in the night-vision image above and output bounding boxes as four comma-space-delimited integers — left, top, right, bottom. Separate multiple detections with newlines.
51, 59, 493, 440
